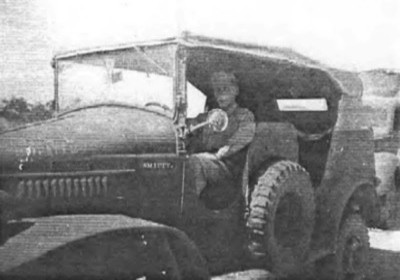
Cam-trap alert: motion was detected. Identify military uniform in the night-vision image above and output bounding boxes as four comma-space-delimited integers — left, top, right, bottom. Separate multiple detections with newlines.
188, 104, 255, 197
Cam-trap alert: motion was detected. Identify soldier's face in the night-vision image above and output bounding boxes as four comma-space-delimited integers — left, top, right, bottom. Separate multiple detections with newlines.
213, 84, 237, 110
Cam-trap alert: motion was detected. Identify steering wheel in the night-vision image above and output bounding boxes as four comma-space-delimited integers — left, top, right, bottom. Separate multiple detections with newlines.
188, 109, 229, 134
144, 102, 172, 113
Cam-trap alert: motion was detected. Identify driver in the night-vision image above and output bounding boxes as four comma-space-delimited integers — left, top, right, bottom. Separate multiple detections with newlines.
187, 71, 256, 199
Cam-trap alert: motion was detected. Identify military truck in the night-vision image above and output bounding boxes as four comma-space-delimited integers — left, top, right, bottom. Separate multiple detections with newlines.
359, 69, 400, 227
0, 33, 379, 279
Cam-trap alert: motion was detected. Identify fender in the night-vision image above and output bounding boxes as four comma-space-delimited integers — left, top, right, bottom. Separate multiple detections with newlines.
0, 215, 210, 279
312, 180, 376, 252
242, 122, 299, 206
311, 128, 377, 254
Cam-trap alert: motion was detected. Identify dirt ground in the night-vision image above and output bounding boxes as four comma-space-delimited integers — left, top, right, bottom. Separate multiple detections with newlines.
214, 193, 400, 280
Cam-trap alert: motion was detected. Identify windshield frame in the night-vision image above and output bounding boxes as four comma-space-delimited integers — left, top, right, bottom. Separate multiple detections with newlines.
51, 41, 188, 124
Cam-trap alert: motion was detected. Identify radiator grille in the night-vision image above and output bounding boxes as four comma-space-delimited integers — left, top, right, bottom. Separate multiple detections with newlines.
15, 176, 108, 200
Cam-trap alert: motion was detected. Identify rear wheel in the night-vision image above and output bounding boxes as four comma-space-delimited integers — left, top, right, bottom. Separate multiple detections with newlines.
316, 214, 369, 280
246, 160, 315, 277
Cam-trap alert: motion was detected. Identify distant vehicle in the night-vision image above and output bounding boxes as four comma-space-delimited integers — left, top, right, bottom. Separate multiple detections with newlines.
359, 69, 400, 228
0, 32, 379, 279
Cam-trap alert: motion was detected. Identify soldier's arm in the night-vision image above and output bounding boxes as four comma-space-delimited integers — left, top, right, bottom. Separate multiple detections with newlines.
185, 113, 208, 153
186, 113, 207, 133
216, 110, 255, 159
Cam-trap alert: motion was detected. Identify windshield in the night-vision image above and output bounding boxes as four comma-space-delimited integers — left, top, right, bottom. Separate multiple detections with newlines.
56, 44, 206, 118
58, 61, 175, 116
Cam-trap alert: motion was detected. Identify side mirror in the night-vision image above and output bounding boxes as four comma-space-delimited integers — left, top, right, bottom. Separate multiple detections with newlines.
190, 109, 228, 133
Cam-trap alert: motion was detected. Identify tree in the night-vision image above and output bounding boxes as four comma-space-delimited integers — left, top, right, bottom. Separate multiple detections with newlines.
1, 97, 54, 125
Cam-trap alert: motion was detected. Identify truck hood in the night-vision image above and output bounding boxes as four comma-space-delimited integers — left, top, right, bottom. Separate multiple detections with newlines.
0, 104, 177, 172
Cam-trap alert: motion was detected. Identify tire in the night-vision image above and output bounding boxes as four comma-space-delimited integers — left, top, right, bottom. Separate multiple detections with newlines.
315, 214, 369, 280
246, 160, 315, 276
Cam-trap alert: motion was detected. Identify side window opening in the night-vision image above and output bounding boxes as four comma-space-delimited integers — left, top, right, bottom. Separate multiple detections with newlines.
186, 83, 207, 118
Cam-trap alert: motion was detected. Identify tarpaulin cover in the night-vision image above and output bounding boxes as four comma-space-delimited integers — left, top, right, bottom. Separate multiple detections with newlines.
54, 32, 356, 135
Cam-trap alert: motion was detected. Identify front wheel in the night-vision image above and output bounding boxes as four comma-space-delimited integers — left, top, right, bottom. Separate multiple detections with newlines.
246, 160, 315, 277
316, 214, 370, 280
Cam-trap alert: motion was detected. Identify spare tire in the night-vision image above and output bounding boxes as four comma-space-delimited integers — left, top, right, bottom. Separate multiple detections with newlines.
246, 160, 315, 276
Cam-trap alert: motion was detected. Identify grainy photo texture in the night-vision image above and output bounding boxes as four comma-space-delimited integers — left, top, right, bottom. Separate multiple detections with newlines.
0, 0, 399, 279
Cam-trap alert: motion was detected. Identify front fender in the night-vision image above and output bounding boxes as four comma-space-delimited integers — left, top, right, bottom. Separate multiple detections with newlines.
313, 181, 377, 252
0, 215, 210, 279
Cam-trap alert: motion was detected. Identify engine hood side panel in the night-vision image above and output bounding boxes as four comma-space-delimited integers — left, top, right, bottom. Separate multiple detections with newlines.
1, 155, 186, 227
0, 106, 177, 173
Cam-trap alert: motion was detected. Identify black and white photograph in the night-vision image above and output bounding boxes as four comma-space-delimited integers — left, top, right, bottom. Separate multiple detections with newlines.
0, 0, 399, 279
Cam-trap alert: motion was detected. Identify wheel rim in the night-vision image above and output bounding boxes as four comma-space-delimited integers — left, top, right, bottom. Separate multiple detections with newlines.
342, 235, 365, 279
